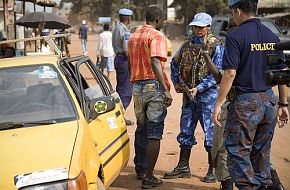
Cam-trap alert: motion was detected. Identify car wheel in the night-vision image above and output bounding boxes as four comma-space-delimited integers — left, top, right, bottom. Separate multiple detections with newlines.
97, 177, 105, 190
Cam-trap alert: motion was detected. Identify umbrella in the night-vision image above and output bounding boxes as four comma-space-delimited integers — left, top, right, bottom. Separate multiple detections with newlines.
15, 0, 58, 7
15, 12, 71, 29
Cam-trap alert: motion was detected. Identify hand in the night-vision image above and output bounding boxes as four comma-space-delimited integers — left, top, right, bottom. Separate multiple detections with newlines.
276, 107, 289, 128
96, 54, 101, 62
174, 84, 183, 93
213, 104, 222, 127
188, 88, 198, 97
163, 90, 173, 107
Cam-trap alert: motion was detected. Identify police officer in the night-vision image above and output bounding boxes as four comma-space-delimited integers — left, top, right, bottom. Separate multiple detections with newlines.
213, 0, 289, 190
164, 12, 224, 183
112, 8, 134, 125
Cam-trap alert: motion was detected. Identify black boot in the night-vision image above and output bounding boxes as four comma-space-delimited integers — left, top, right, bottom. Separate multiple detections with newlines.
164, 148, 191, 179
220, 179, 233, 190
271, 169, 285, 190
204, 152, 217, 183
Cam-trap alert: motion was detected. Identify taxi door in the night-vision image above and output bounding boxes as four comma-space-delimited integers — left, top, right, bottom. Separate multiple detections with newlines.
59, 56, 129, 187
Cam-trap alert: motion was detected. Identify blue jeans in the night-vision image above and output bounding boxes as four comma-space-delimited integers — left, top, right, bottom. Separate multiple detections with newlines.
81, 39, 87, 53
133, 80, 167, 174
225, 89, 277, 190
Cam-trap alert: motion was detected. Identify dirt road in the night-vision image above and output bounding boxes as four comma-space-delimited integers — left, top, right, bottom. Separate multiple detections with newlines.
69, 33, 290, 190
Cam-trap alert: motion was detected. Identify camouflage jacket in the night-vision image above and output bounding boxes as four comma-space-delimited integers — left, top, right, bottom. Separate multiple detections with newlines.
170, 35, 224, 94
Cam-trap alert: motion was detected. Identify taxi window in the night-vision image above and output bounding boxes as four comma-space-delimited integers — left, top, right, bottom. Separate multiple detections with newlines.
0, 65, 77, 126
79, 63, 105, 100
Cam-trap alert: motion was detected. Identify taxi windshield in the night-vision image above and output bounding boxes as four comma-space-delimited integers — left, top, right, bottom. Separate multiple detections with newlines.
0, 65, 77, 128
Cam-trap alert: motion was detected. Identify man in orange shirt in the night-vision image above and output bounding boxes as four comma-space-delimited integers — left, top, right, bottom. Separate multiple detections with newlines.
128, 6, 173, 189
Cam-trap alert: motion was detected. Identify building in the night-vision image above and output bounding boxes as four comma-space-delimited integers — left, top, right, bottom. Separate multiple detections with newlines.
258, 0, 290, 14
0, 1, 14, 35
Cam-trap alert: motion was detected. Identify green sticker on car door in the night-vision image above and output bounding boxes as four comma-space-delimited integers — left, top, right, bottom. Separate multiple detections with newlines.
94, 101, 107, 113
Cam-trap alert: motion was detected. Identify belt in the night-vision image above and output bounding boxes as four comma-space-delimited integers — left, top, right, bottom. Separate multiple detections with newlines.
116, 52, 126, 56
134, 79, 158, 85
236, 89, 268, 96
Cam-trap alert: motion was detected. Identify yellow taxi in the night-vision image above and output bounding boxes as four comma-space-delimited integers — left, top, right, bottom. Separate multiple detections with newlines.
166, 37, 172, 57
0, 54, 130, 190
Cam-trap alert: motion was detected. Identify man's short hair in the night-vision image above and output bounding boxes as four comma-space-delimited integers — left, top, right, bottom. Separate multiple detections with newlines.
146, 6, 163, 22
231, 0, 257, 15
103, 23, 110, 31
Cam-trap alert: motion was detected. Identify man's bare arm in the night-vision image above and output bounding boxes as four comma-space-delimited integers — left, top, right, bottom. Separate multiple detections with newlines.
213, 69, 236, 126
215, 69, 236, 105
203, 53, 222, 83
151, 57, 173, 107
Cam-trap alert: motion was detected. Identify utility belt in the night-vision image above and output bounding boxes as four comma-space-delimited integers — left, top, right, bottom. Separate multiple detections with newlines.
227, 87, 270, 103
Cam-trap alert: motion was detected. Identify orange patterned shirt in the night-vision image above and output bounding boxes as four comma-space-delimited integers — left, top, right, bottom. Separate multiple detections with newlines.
128, 25, 170, 89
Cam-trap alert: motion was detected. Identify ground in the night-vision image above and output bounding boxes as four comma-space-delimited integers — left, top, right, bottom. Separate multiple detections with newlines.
69, 33, 290, 190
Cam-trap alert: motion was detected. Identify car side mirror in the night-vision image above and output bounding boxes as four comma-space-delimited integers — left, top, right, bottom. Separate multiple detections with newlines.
219, 31, 228, 37
282, 30, 288, 35
89, 96, 116, 120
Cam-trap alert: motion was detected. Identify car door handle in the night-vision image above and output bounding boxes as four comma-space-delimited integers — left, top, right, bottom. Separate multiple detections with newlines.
94, 141, 98, 147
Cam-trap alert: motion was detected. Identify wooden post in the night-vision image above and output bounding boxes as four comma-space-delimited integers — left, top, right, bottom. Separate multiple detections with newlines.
3, 0, 7, 33
34, 0, 37, 52
23, 1, 26, 54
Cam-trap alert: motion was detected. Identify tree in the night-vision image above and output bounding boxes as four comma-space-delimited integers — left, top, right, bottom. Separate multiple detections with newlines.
172, 0, 229, 24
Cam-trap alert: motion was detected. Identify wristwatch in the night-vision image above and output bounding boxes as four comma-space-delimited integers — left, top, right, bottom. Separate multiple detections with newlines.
278, 102, 288, 107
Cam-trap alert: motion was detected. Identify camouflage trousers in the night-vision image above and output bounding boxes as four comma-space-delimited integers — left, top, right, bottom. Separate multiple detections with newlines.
212, 101, 231, 181
177, 87, 218, 152
225, 89, 277, 190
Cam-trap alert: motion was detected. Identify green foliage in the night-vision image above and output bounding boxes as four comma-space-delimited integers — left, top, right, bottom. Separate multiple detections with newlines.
173, 0, 229, 24
60, 0, 230, 24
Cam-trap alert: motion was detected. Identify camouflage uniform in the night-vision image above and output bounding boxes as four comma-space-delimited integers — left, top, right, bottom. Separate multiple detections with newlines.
211, 101, 231, 181
171, 35, 224, 152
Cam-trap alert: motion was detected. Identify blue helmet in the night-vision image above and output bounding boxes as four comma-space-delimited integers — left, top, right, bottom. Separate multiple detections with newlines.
119, 8, 133, 16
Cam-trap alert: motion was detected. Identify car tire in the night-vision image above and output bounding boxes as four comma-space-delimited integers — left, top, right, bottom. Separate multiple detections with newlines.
97, 177, 106, 190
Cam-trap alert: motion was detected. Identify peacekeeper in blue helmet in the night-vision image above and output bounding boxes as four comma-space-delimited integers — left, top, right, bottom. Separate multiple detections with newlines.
112, 8, 135, 126
213, 0, 289, 190
165, 12, 224, 183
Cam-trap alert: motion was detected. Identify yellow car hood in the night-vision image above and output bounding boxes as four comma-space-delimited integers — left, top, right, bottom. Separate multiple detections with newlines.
0, 121, 78, 189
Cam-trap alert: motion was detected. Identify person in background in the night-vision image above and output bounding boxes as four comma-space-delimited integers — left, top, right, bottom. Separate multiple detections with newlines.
97, 23, 115, 80
213, 0, 289, 189
128, 6, 173, 189
112, 8, 134, 126
25, 28, 33, 48
79, 19, 88, 55
164, 12, 223, 184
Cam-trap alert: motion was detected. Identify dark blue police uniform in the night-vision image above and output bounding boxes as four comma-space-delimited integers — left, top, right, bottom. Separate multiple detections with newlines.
223, 18, 286, 190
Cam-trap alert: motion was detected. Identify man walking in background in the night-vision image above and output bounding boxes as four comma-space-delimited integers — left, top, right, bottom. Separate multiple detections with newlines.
112, 8, 134, 126
97, 23, 115, 80
79, 19, 88, 55
128, 6, 173, 189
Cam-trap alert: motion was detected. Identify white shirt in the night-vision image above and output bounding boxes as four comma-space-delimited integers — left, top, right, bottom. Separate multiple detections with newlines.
97, 31, 114, 57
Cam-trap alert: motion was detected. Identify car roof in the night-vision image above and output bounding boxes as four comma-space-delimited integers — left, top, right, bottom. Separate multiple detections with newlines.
213, 16, 273, 21
0, 55, 59, 68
